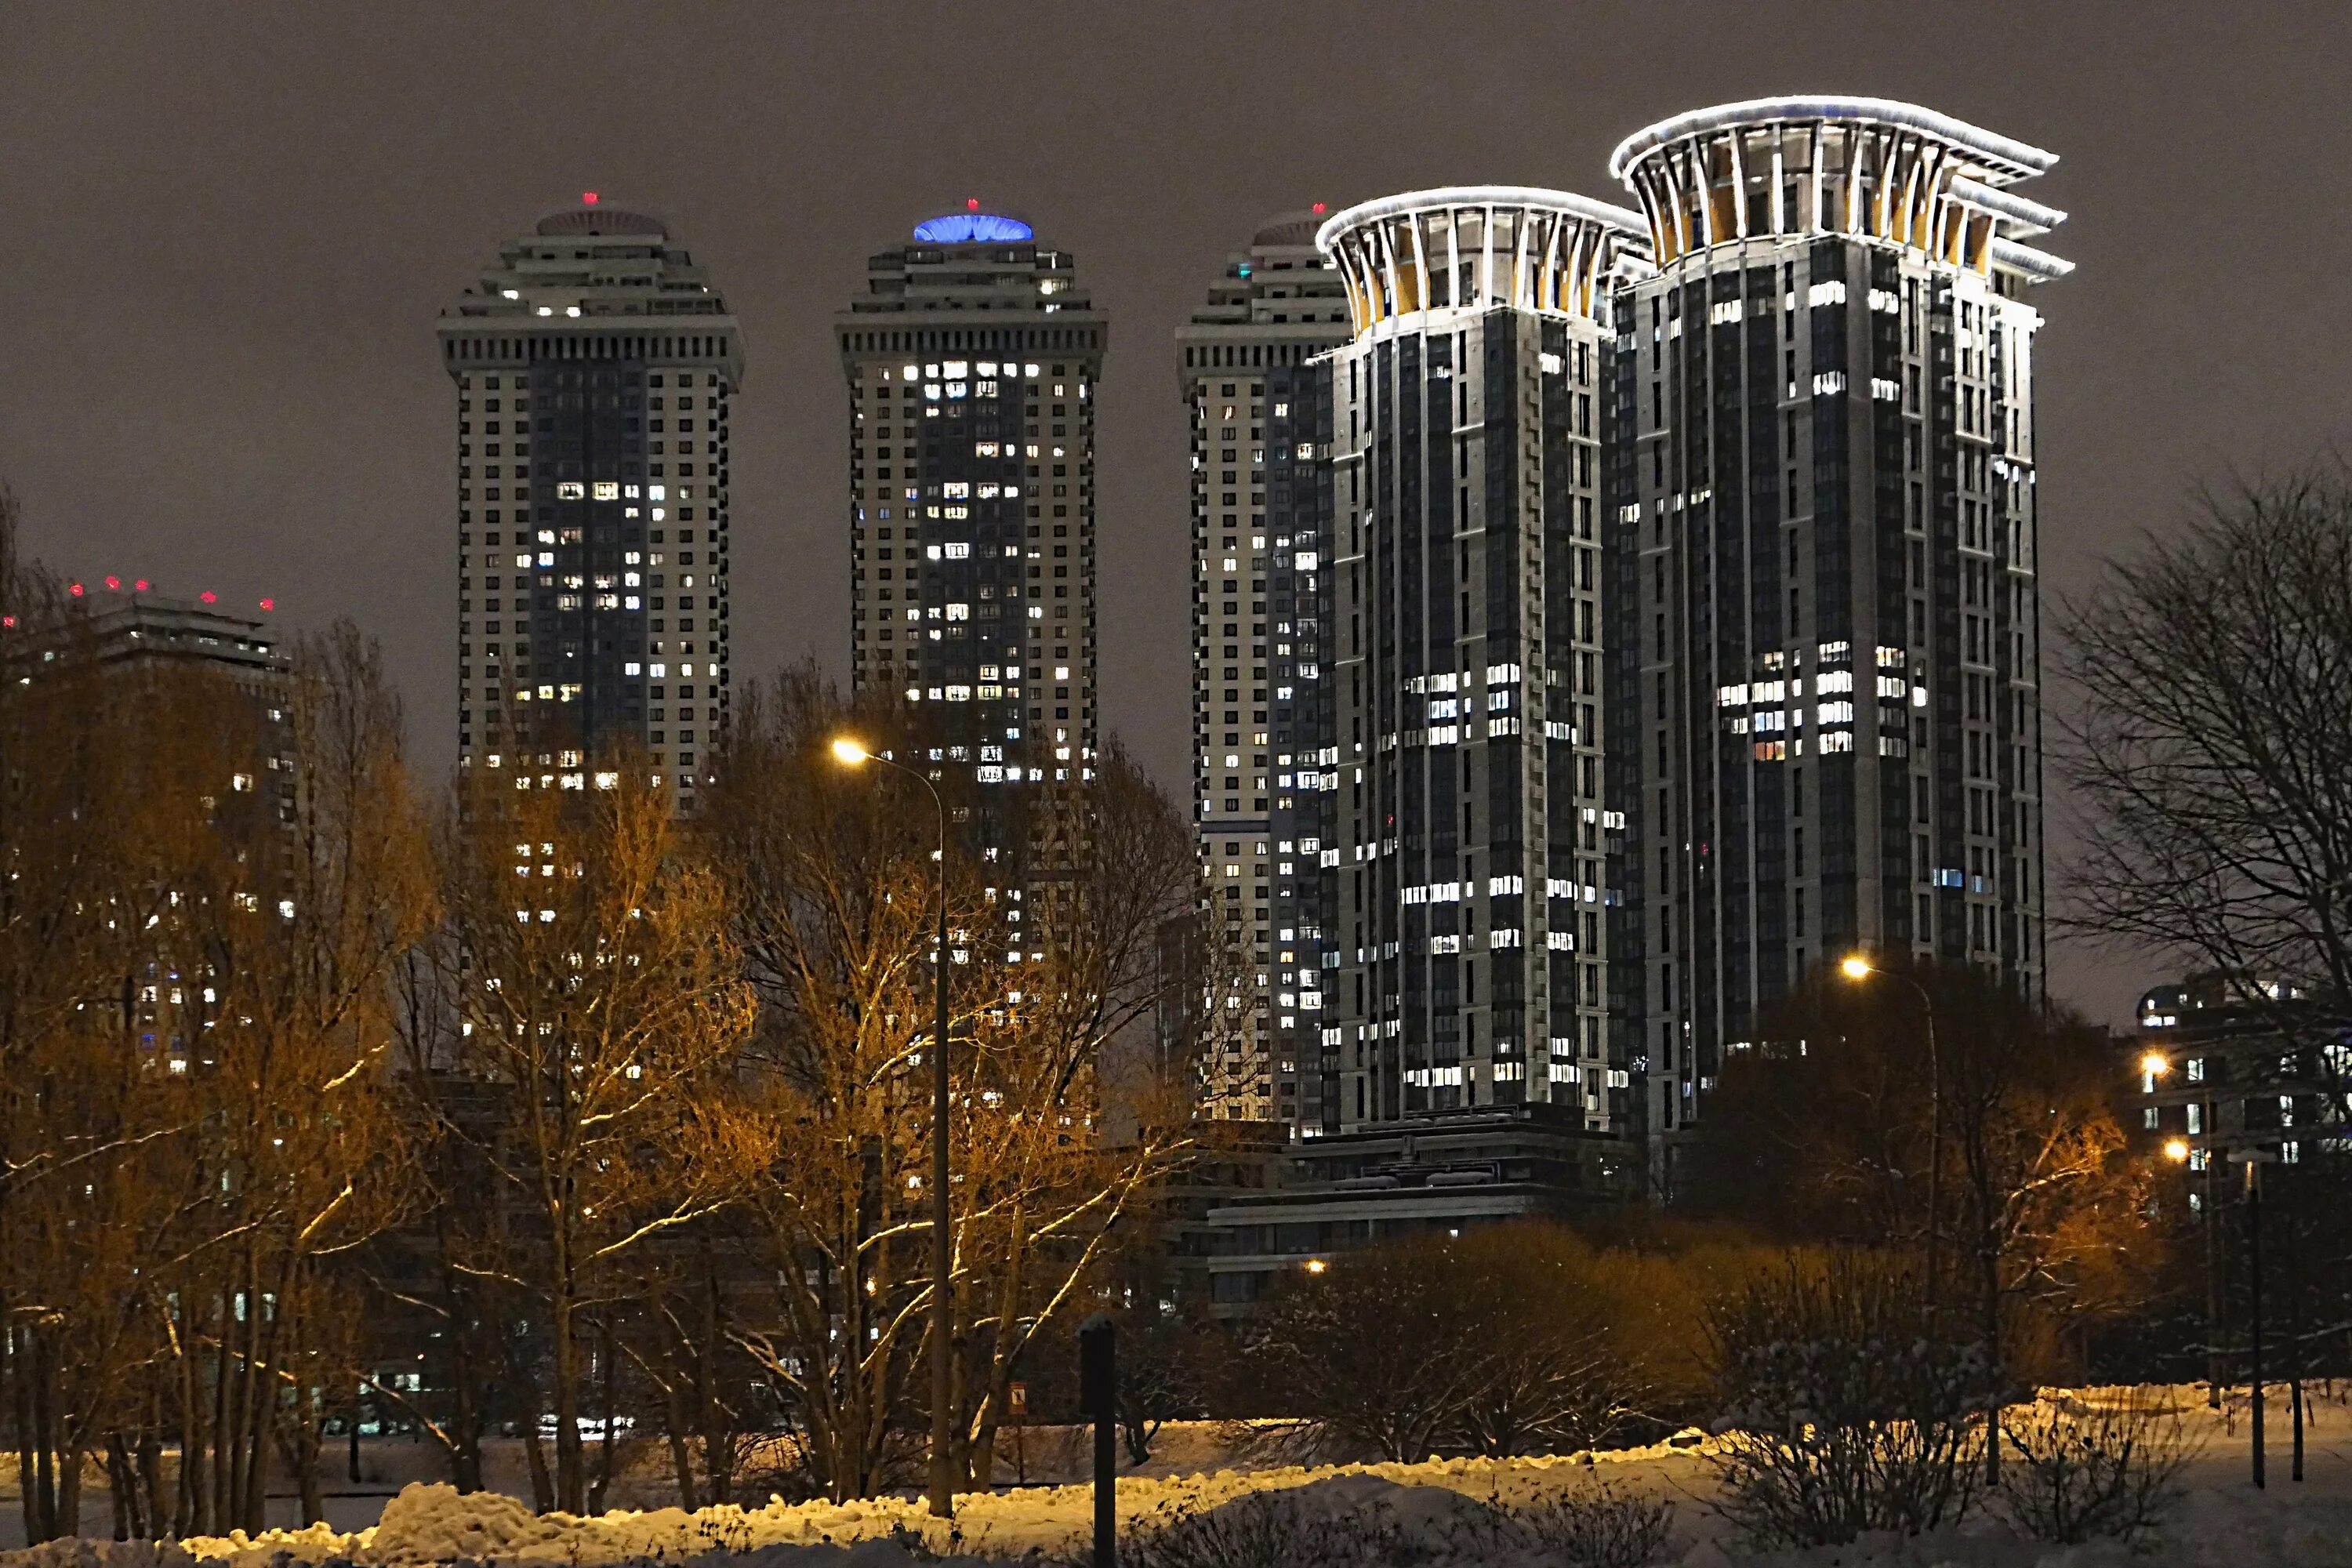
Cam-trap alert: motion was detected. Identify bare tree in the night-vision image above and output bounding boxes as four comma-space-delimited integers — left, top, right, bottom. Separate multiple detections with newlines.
700, 673, 1194, 1501
2060, 465, 2352, 1084
441, 757, 757, 1514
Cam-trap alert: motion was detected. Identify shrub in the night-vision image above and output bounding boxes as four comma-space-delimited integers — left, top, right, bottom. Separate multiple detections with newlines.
1705, 1250, 1991, 1548
1994, 1389, 2198, 1544
1497, 1479, 1677, 1568
1112, 1490, 1416, 1568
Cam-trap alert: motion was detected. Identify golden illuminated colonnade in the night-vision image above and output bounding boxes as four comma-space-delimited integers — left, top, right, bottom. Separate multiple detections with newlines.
1607, 96, 2072, 283
1314, 186, 1655, 339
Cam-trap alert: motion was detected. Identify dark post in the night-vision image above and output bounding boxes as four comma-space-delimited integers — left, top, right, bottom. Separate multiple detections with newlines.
2243, 1152, 2267, 1490
1079, 1314, 1117, 1568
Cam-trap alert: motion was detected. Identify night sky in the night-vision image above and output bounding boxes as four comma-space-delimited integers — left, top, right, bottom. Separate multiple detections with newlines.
6, 1, 2349, 1028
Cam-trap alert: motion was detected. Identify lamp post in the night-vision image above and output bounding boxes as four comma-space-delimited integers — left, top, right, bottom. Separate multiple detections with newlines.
832, 737, 956, 1519
2231, 1146, 2280, 1490
1840, 955, 1941, 1303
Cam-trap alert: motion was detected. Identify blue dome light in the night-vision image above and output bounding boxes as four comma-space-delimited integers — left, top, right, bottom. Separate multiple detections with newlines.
913, 212, 1033, 243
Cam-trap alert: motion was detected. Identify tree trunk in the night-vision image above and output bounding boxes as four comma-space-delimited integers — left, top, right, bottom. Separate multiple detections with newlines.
1980, 1233, 2002, 1483
662, 1378, 699, 1511
245, 1253, 295, 1533
14, 1327, 45, 1544
697, 1243, 728, 1504
58, 1433, 83, 1541
106, 1432, 135, 1540
174, 1302, 202, 1537
502, 1321, 555, 1514
210, 1291, 234, 1535
137, 1396, 165, 1541
588, 1319, 616, 1515
554, 1284, 583, 1513
31, 1330, 59, 1543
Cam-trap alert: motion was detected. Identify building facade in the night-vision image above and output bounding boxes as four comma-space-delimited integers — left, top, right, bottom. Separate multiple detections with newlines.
1316, 188, 1650, 1137
1605, 100, 2071, 1173
1175, 212, 1351, 1127
838, 211, 1105, 908
438, 198, 742, 803
2138, 975, 2351, 1175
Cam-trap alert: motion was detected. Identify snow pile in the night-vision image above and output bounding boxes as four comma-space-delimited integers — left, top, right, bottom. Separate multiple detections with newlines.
6, 1386, 2351, 1567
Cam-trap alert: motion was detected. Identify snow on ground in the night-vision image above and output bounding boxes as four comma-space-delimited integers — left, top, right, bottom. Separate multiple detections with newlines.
5, 1387, 2352, 1567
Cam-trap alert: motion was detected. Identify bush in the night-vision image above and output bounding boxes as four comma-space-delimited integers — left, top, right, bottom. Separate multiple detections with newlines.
1496, 1480, 1677, 1568
1106, 1477, 1675, 1568
1994, 1389, 2198, 1544
1705, 1250, 1991, 1548
1112, 1490, 1415, 1568
1250, 1223, 1657, 1461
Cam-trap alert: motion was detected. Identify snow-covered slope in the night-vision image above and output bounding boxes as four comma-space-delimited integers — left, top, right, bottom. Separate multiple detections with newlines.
5, 1386, 2349, 1568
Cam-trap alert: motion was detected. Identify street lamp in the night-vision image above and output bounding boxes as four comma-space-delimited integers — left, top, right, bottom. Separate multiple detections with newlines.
831, 736, 957, 1519
1840, 953, 1942, 1303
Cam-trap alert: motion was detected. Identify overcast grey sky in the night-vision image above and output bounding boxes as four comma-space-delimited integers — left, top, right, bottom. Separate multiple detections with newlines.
6, 0, 2349, 1026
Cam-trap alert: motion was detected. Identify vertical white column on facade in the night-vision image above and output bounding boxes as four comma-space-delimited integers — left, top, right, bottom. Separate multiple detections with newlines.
1377, 225, 1403, 325
1481, 204, 1497, 309
1844, 128, 1866, 236
1808, 122, 1826, 235
1516, 212, 1539, 313
1729, 131, 1749, 241
1408, 216, 1432, 323
1770, 136, 1787, 237
1443, 209, 1461, 314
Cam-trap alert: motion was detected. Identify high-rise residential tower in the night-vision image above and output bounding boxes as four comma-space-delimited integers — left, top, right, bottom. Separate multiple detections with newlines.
1175, 212, 1351, 1127
839, 211, 1105, 906
1316, 189, 1651, 1137
439, 198, 742, 802
1604, 99, 2071, 1172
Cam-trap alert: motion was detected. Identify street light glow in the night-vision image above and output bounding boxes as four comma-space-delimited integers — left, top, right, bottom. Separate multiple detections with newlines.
2141, 1051, 2170, 1077
830, 737, 872, 767
1304, 1258, 1328, 1274
2164, 1138, 2191, 1163
1839, 953, 1873, 982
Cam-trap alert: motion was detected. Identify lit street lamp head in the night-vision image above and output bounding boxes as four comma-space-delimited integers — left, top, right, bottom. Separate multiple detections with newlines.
2141, 1051, 2171, 1077
830, 737, 872, 767
2164, 1138, 2191, 1163
1839, 954, 1873, 982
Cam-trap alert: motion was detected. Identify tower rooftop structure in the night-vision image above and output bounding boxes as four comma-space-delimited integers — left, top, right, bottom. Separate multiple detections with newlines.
1316, 186, 1653, 336
441, 199, 743, 383
1607, 96, 2071, 282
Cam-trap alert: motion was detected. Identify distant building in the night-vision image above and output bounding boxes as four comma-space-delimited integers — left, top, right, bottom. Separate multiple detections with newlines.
2136, 975, 2351, 1175
1606, 100, 2073, 1179
4, 586, 292, 1076
438, 198, 743, 804
72, 587, 287, 689
1196, 1105, 1634, 1316
837, 209, 1106, 914
1174, 212, 1351, 1129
